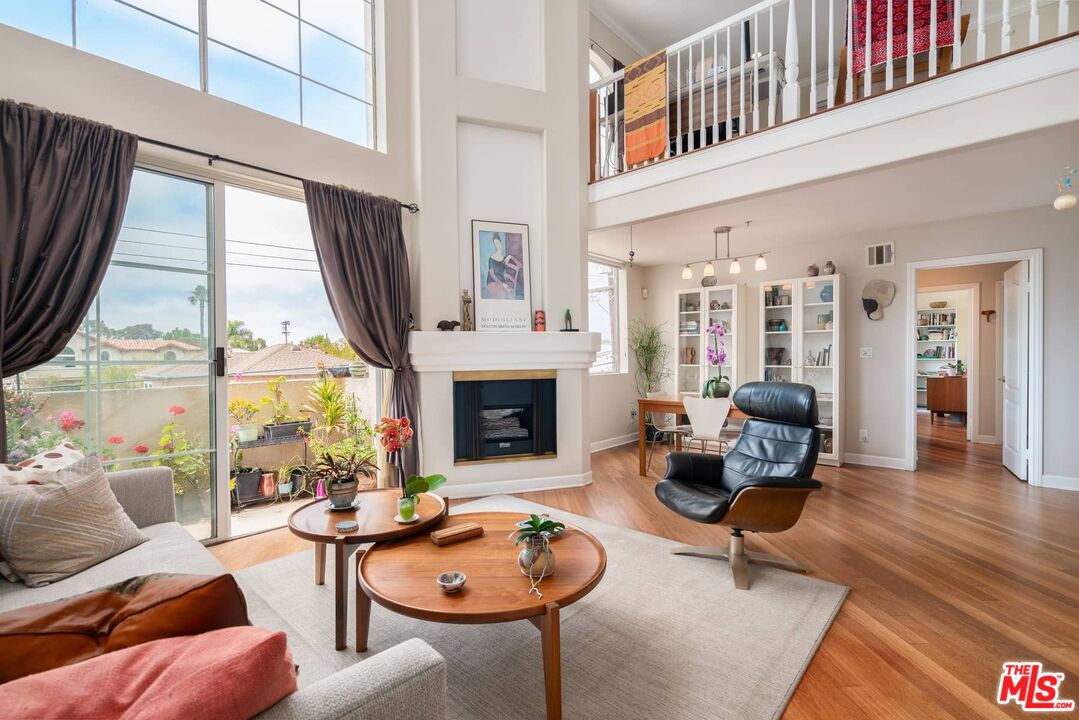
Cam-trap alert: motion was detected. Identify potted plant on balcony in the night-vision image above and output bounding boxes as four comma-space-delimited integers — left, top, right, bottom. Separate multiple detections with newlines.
313, 450, 379, 509
229, 439, 262, 507
228, 398, 260, 442
628, 320, 672, 440
275, 456, 307, 496
260, 376, 312, 439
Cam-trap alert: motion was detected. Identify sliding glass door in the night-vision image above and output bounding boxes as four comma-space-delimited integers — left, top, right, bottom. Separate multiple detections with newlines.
5, 168, 219, 540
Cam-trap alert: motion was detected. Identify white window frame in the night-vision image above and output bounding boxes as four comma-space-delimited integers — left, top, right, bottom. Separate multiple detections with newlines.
587, 255, 628, 376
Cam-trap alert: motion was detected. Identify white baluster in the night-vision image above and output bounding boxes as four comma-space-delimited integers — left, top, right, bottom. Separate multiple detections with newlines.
886, 0, 894, 89
753, 13, 760, 132
676, 50, 683, 154
784, 0, 801, 120
1029, 0, 1039, 45
617, 78, 624, 172
700, 38, 707, 144
1060, 0, 1070, 37
953, 0, 962, 69
863, 0, 872, 97
1001, 0, 1012, 52
688, 43, 695, 150
594, 89, 601, 178
930, 0, 938, 76
769, 6, 777, 127
827, 0, 835, 109
726, 26, 733, 139
907, 0, 915, 84
846, 0, 854, 102
712, 33, 719, 141
976, 0, 986, 60
740, 21, 747, 136
810, 0, 817, 114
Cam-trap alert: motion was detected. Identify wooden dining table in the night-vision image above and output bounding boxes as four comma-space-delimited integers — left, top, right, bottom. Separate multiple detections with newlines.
636, 395, 748, 476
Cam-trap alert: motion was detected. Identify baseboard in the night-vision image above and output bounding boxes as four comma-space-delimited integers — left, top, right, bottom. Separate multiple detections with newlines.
590, 432, 638, 453
974, 434, 1001, 445
845, 453, 909, 470
445, 471, 593, 500
1042, 474, 1079, 492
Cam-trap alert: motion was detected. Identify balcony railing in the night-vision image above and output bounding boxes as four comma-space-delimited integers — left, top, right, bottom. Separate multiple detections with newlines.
589, 0, 1074, 182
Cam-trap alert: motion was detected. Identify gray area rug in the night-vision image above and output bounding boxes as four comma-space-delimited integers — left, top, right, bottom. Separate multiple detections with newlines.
236, 494, 848, 720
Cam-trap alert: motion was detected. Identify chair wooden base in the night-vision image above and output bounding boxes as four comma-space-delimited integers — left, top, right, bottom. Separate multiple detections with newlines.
670, 532, 808, 590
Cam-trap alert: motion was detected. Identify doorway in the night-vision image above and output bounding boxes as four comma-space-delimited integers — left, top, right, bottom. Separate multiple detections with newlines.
905, 251, 1042, 484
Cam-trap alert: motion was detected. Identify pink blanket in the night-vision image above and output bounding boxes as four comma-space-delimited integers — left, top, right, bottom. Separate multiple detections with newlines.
850, 0, 955, 74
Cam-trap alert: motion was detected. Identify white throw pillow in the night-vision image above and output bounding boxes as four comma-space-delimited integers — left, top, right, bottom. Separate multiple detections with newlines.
0, 443, 85, 486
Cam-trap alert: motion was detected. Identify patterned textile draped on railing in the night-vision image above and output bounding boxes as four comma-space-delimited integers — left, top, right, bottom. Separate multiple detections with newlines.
852, 0, 955, 73
624, 51, 668, 166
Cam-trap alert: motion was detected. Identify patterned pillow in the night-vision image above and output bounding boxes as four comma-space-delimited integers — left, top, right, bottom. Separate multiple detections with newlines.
0, 456, 147, 587
0, 443, 85, 486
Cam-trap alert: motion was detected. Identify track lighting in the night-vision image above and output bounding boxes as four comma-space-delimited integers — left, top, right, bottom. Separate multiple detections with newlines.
729, 258, 741, 274
681, 265, 693, 280
755, 255, 767, 271
703, 260, 715, 277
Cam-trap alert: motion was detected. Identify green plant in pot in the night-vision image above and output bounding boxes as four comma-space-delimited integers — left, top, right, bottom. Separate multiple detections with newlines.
314, 451, 378, 509
228, 398, 260, 442
510, 515, 565, 584
398, 473, 447, 522
702, 321, 731, 398
628, 320, 672, 440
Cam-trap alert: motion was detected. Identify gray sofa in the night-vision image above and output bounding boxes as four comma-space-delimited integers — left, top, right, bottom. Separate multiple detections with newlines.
0, 467, 447, 720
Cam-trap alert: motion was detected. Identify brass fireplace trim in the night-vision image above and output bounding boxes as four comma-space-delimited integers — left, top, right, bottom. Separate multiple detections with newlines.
452, 369, 556, 382
454, 451, 557, 467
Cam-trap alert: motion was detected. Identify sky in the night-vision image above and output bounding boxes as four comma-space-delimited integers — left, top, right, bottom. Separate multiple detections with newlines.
0, 0, 372, 146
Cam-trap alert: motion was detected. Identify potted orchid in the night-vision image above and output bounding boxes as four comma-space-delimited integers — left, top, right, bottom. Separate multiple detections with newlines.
703, 321, 731, 398
374, 416, 431, 520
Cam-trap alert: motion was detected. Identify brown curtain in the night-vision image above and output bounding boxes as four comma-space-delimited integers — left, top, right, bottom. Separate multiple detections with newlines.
1, 101, 138, 461
302, 181, 418, 478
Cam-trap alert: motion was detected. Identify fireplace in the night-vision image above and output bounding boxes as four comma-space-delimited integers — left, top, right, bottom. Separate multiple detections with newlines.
452, 370, 557, 464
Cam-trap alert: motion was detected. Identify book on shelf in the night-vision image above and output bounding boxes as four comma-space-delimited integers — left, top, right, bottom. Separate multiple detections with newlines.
916, 310, 957, 326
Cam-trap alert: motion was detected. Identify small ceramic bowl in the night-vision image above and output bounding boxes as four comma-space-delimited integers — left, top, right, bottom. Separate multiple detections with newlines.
436, 571, 466, 593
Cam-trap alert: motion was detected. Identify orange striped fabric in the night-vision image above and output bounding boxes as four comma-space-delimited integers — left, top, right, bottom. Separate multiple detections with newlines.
624, 51, 667, 166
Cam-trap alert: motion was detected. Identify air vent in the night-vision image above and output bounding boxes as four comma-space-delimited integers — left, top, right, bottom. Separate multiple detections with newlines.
865, 242, 894, 268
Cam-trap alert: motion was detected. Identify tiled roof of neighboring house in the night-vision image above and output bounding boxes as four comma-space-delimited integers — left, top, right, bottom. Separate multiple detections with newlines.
138, 343, 354, 381
95, 338, 200, 351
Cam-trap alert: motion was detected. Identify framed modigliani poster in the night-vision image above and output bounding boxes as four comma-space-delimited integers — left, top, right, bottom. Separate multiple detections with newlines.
471, 220, 533, 332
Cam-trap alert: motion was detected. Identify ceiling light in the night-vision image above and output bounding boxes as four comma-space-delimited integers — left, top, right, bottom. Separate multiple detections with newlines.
754, 255, 767, 271
681, 264, 693, 280
703, 260, 715, 277
729, 258, 741, 274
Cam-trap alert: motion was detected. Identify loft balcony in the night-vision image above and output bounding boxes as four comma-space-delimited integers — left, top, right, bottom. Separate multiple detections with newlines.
588, 0, 1079, 227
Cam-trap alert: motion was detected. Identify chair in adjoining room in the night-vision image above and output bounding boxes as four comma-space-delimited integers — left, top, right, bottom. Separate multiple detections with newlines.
654, 382, 823, 590
682, 396, 741, 455
645, 412, 693, 474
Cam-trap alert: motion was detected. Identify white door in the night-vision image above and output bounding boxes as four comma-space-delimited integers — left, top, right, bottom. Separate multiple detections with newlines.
1001, 261, 1029, 480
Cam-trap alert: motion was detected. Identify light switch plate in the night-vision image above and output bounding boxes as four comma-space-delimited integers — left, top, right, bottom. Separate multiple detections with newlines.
860, 347, 873, 358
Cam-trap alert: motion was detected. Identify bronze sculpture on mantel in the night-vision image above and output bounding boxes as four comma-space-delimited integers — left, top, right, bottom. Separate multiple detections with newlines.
461, 289, 474, 331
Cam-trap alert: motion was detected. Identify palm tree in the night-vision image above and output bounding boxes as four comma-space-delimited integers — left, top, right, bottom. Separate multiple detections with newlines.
188, 285, 209, 346
227, 320, 266, 351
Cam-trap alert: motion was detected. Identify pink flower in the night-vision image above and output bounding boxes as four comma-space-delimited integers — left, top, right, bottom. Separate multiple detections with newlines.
168, 405, 186, 416
107, 435, 124, 445
134, 444, 149, 454
55, 410, 85, 432
233, 372, 245, 381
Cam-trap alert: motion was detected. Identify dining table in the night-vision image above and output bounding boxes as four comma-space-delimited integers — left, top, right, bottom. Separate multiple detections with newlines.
636, 395, 749, 476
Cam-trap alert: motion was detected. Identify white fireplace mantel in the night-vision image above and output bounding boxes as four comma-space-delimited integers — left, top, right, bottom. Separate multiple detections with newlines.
409, 331, 600, 372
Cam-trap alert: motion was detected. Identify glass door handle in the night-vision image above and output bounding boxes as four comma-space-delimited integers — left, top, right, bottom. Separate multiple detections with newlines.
215, 346, 226, 377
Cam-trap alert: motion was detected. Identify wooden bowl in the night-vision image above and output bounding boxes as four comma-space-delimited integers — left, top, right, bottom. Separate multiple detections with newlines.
929, 301, 948, 309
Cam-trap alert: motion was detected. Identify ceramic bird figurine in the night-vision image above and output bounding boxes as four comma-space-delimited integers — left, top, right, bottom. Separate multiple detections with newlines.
436, 320, 461, 331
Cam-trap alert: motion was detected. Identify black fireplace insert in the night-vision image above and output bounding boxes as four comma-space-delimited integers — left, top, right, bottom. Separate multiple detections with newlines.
453, 376, 556, 463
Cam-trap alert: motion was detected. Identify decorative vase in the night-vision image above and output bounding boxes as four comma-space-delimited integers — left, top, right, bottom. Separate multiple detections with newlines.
703, 376, 731, 398
236, 423, 259, 442
823, 260, 836, 275
820, 284, 834, 302
327, 479, 359, 509
807, 263, 819, 277
517, 537, 555, 578
397, 495, 417, 521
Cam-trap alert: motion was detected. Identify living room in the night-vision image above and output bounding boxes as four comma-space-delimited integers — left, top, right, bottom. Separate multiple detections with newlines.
1, 1, 1077, 719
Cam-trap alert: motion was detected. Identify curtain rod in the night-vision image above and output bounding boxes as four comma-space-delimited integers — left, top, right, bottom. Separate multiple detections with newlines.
136, 136, 420, 214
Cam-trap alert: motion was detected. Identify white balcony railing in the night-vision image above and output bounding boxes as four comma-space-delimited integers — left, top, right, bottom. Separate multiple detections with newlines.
589, 0, 1074, 182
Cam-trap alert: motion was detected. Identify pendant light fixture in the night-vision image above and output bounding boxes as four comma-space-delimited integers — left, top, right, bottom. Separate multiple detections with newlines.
680, 221, 770, 279
627, 224, 636, 265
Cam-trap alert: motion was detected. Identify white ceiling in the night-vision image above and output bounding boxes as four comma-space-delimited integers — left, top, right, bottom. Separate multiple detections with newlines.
591, 0, 755, 56
588, 122, 1079, 266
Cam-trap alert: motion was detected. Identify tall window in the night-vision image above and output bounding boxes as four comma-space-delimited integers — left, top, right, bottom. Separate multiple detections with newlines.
588, 258, 626, 375
0, 0, 377, 148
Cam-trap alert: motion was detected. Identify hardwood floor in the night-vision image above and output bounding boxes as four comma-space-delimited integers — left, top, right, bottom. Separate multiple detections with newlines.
212, 414, 1079, 719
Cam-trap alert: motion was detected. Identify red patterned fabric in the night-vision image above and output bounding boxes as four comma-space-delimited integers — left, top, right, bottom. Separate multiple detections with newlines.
850, 0, 955, 74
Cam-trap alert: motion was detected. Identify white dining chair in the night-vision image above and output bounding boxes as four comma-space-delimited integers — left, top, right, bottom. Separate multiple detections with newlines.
682, 396, 737, 454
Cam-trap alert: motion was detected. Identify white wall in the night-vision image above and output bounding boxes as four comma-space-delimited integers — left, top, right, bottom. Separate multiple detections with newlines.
589, 12, 643, 70
606, 205, 1077, 480
457, 0, 545, 90
589, 264, 644, 449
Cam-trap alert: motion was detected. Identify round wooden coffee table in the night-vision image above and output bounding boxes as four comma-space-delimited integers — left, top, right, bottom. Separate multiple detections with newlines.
358, 511, 606, 720
287, 488, 446, 650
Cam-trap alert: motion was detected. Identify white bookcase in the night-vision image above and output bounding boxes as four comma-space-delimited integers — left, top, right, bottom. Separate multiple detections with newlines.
675, 286, 739, 396
759, 275, 843, 466
915, 305, 960, 406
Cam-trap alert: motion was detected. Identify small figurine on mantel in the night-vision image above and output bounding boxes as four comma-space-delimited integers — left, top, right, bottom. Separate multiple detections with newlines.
461, 289, 473, 331
561, 308, 579, 332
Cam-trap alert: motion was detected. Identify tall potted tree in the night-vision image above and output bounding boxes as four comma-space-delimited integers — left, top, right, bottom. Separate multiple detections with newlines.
628, 320, 672, 441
